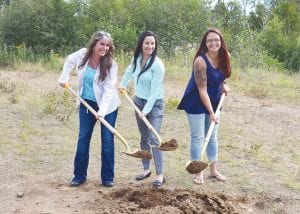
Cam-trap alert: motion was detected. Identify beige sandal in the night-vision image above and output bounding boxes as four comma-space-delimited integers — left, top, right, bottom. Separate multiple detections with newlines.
209, 174, 226, 181
192, 175, 204, 184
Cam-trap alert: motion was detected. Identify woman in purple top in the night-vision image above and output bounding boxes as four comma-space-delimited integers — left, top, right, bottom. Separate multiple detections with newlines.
178, 28, 231, 184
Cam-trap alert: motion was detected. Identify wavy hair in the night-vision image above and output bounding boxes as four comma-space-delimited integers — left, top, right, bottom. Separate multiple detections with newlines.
79, 31, 115, 81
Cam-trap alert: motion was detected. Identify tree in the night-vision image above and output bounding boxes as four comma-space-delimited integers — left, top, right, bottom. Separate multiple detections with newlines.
248, 3, 270, 31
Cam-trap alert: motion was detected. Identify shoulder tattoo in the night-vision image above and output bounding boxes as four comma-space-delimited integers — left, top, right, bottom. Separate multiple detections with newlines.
194, 59, 207, 87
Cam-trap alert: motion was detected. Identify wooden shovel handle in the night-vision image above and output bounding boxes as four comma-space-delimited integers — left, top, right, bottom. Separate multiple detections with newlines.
64, 84, 132, 153
121, 89, 162, 144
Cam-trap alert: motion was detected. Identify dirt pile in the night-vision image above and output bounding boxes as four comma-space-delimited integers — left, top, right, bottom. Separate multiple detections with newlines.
91, 186, 249, 214
159, 138, 178, 151
185, 161, 209, 174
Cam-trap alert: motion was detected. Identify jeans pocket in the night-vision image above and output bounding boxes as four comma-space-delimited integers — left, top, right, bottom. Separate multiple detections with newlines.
153, 99, 164, 116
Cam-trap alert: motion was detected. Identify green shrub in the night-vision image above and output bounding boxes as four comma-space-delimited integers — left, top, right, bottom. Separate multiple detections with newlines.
41, 90, 75, 121
165, 97, 179, 113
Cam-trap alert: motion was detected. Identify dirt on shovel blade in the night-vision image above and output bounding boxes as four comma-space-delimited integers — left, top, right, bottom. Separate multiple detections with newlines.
185, 161, 208, 174
158, 138, 178, 151
124, 150, 152, 160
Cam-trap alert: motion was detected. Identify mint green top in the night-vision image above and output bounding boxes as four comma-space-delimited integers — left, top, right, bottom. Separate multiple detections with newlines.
82, 65, 96, 102
120, 55, 165, 115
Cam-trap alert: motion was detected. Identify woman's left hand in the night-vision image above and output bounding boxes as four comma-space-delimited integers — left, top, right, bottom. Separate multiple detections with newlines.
222, 83, 230, 96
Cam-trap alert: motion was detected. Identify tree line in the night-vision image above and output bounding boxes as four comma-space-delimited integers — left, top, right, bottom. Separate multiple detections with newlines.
0, 0, 299, 71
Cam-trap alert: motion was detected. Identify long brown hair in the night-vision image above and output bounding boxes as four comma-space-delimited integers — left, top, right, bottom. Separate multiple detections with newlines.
194, 28, 231, 78
79, 31, 115, 81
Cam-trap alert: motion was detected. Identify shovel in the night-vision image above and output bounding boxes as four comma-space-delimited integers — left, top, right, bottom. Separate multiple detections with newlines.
64, 84, 152, 160
185, 93, 225, 174
119, 88, 178, 151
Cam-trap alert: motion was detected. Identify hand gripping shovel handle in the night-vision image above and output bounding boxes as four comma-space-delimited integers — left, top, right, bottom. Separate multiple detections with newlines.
64, 84, 132, 153
120, 89, 162, 146
200, 93, 225, 161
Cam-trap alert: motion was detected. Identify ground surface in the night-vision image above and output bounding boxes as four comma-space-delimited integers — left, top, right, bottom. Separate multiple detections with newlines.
0, 70, 299, 213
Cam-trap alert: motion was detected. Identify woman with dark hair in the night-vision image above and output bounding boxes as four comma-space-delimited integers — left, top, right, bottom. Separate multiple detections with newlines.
178, 28, 231, 184
119, 31, 166, 187
58, 31, 120, 187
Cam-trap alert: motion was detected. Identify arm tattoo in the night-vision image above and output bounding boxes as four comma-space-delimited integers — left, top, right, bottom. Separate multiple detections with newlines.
194, 60, 207, 88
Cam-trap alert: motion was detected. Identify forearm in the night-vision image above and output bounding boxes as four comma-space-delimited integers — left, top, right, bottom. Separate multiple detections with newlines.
199, 89, 214, 114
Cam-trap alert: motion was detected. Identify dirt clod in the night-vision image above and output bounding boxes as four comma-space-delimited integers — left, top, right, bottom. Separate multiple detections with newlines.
124, 150, 152, 159
185, 161, 208, 174
158, 138, 178, 151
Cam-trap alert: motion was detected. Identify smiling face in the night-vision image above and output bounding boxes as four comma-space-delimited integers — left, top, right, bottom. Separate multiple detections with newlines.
93, 37, 112, 58
142, 36, 156, 58
206, 32, 221, 53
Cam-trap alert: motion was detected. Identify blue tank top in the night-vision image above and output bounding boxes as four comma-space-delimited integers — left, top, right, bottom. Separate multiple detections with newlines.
177, 53, 225, 114
82, 66, 97, 102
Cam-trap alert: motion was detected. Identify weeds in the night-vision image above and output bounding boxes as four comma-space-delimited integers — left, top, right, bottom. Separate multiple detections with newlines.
41, 90, 75, 121
165, 97, 179, 113
250, 142, 264, 154
0, 80, 21, 103
0, 81, 16, 94
244, 85, 269, 99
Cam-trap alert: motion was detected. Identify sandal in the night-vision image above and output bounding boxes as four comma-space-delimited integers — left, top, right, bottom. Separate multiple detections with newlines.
192, 174, 204, 185
209, 174, 226, 181
192, 178, 203, 184
152, 178, 166, 187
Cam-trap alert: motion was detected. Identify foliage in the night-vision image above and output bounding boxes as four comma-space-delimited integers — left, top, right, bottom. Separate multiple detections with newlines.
0, 0, 298, 72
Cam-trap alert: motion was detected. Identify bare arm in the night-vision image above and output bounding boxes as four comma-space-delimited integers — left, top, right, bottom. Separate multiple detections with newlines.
222, 82, 230, 95
194, 57, 216, 122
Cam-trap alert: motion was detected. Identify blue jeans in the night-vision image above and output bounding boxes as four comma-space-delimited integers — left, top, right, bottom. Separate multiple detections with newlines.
134, 96, 164, 175
73, 100, 118, 183
186, 113, 219, 161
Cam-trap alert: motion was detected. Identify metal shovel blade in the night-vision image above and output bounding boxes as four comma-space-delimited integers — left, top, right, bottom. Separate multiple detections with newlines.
122, 150, 152, 160
185, 160, 209, 174
158, 138, 178, 151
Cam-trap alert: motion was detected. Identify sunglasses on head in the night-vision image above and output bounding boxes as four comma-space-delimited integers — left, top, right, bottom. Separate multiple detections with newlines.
94, 31, 111, 39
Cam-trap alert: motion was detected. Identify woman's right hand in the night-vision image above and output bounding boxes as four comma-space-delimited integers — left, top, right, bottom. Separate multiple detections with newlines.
118, 87, 127, 95
209, 112, 218, 124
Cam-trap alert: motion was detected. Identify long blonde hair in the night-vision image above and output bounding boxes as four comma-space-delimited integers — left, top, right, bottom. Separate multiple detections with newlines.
79, 31, 115, 81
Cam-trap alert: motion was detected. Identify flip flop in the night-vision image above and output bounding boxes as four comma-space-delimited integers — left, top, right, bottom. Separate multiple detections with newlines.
209, 174, 226, 181
192, 177, 204, 185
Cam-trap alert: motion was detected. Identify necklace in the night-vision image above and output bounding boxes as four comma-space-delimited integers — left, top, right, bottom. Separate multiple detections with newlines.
90, 58, 99, 69
207, 52, 219, 68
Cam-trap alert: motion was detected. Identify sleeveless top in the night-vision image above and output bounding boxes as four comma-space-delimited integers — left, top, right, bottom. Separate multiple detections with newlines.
177, 53, 225, 114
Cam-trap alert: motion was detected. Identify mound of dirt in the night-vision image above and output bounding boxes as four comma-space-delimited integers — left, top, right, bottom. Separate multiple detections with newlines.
92, 186, 249, 214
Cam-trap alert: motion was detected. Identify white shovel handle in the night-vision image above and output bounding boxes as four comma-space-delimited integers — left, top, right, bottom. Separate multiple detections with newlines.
200, 93, 225, 160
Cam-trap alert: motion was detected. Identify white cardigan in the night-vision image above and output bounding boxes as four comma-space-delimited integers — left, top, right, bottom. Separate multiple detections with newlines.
58, 48, 120, 117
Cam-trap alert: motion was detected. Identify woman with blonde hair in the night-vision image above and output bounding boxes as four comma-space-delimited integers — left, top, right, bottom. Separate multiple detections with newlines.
58, 31, 120, 187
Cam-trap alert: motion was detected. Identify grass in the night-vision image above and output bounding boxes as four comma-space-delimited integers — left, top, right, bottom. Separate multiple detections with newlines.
230, 66, 300, 102
0, 54, 299, 213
